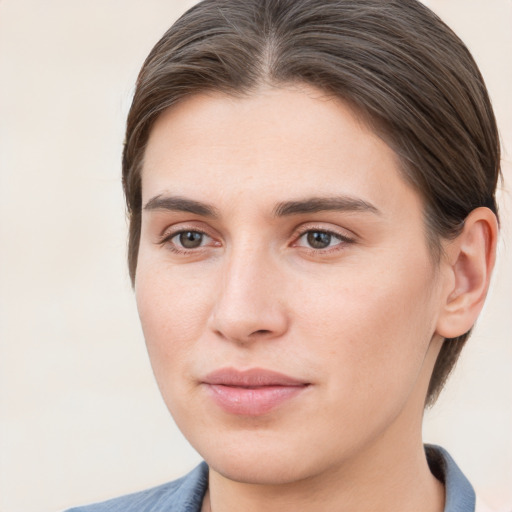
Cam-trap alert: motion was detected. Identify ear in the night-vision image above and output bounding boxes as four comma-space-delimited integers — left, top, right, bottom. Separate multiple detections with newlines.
436, 207, 498, 339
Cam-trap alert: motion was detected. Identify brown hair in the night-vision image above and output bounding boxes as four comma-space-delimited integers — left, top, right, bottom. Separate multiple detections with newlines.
122, 0, 500, 405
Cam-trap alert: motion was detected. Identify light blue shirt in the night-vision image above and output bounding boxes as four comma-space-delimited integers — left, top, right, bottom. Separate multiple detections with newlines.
65, 445, 475, 512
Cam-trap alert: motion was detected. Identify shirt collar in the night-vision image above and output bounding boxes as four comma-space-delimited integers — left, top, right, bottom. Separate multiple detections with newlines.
176, 446, 475, 512
426, 444, 476, 512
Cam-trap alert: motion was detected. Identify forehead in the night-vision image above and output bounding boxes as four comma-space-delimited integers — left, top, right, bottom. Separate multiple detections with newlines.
142, 85, 423, 221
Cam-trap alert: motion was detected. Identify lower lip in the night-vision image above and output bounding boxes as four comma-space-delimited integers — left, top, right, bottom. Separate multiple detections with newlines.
205, 384, 308, 416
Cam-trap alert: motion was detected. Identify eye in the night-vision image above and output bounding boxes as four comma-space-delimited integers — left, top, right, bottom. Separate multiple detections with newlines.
305, 231, 334, 249
295, 229, 353, 250
175, 231, 206, 248
170, 230, 211, 249
157, 226, 221, 256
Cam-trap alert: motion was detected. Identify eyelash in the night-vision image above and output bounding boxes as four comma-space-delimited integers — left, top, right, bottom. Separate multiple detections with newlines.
292, 226, 355, 253
158, 228, 216, 255
158, 226, 355, 255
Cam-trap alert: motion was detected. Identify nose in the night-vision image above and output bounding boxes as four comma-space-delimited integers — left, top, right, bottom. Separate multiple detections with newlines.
208, 245, 289, 345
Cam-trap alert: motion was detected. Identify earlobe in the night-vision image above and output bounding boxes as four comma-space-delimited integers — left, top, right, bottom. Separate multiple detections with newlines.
436, 207, 498, 339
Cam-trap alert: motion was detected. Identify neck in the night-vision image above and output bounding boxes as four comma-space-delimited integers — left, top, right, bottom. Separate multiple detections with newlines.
204, 436, 444, 512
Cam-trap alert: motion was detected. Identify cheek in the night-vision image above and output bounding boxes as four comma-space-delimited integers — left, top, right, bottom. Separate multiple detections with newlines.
292, 257, 438, 394
134, 263, 215, 376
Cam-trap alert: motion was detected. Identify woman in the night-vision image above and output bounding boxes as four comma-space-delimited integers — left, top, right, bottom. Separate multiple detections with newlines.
68, 0, 501, 510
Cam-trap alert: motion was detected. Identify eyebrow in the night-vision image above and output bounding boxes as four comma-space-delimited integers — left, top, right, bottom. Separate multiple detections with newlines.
143, 195, 219, 218
143, 194, 380, 219
273, 196, 381, 217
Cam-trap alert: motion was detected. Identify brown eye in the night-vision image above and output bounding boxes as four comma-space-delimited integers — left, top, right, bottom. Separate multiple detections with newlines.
306, 231, 333, 249
295, 228, 354, 252
177, 231, 204, 248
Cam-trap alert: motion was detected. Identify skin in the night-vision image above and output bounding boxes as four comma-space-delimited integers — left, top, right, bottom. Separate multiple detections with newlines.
135, 84, 496, 512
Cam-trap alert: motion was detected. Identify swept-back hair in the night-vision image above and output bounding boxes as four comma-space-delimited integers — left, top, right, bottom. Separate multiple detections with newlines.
122, 0, 500, 405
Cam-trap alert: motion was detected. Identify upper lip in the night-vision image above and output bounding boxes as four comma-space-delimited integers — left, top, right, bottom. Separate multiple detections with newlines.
203, 367, 309, 387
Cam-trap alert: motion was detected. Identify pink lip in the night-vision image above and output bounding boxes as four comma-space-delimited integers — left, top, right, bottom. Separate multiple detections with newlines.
202, 368, 310, 416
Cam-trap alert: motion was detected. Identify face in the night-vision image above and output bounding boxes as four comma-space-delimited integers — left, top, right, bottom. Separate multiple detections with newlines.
136, 85, 446, 485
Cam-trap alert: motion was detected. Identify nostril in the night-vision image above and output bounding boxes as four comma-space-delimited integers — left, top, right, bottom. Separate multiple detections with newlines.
250, 329, 272, 337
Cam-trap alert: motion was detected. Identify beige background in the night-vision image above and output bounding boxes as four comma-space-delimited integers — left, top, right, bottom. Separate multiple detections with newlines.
0, 1, 510, 511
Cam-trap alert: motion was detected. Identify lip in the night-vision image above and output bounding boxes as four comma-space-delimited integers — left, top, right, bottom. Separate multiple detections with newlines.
202, 368, 310, 416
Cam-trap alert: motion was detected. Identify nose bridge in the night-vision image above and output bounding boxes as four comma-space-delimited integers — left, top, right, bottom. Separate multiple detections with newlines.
209, 239, 287, 343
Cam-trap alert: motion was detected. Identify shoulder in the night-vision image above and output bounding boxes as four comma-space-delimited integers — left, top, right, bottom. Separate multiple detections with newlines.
64, 462, 208, 512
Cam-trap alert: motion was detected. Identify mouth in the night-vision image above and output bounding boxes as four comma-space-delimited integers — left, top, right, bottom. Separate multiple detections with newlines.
202, 367, 310, 416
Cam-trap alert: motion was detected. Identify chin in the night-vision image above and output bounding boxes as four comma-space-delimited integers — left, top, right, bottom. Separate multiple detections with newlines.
192, 427, 338, 486
207, 452, 313, 485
